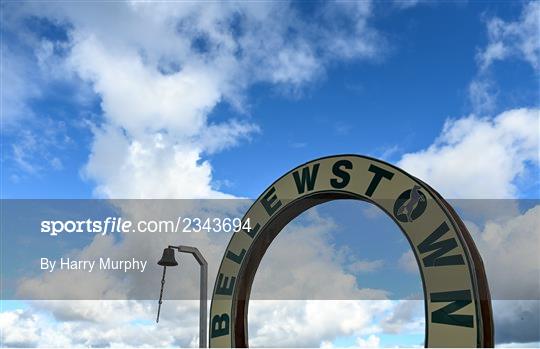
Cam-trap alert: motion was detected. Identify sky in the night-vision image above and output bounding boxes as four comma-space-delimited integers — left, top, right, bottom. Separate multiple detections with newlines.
1, 1, 539, 348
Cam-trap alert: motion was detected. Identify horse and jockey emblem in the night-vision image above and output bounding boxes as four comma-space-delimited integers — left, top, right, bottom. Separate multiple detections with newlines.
393, 185, 427, 223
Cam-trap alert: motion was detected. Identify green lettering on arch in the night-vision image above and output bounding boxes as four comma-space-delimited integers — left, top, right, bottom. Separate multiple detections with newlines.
215, 273, 236, 296
330, 159, 352, 189
261, 187, 282, 216
292, 164, 320, 194
430, 289, 474, 328
226, 248, 246, 264
210, 313, 230, 338
365, 164, 394, 197
418, 221, 465, 267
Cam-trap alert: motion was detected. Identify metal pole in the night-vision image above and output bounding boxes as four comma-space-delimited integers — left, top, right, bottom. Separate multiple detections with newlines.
171, 245, 208, 348
200, 259, 208, 349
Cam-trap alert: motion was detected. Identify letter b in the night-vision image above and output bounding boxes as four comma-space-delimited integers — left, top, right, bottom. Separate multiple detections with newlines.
210, 313, 230, 338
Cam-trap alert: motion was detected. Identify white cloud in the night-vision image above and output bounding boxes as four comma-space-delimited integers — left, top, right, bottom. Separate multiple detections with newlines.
356, 334, 382, 348
6, 1, 383, 199
470, 205, 540, 300
0, 300, 397, 348
397, 250, 418, 274
83, 124, 238, 199
8, 119, 72, 176
381, 300, 424, 335
248, 300, 391, 347
63, 34, 254, 198
398, 108, 539, 198
0, 43, 65, 175
477, 1, 540, 71
0, 309, 43, 347
497, 341, 540, 348
251, 210, 388, 300
469, 1, 539, 114
1, 44, 40, 125
468, 78, 498, 115
348, 259, 385, 273
0, 301, 201, 347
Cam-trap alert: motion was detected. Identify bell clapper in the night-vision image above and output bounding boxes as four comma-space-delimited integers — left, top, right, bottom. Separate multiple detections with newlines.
156, 266, 167, 323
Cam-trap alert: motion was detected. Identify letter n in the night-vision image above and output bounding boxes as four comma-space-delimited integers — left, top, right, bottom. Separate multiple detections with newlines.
430, 290, 474, 328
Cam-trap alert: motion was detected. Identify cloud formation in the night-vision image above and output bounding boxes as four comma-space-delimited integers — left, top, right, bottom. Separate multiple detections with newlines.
248, 300, 391, 347
477, 1, 540, 71
5, 1, 384, 198
469, 1, 539, 114
398, 108, 539, 199
470, 205, 540, 300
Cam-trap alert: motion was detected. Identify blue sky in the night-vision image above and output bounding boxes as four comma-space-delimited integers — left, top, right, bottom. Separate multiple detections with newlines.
2, 1, 538, 199
1, 1, 539, 348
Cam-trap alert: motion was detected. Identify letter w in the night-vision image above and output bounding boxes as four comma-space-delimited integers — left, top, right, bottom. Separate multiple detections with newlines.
418, 222, 465, 267
292, 164, 320, 194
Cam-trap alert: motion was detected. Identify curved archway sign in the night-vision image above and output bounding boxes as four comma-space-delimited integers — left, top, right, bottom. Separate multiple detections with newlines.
210, 155, 493, 347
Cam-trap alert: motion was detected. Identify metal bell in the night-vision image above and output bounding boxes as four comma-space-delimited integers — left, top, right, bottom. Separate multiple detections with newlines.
158, 247, 178, 266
